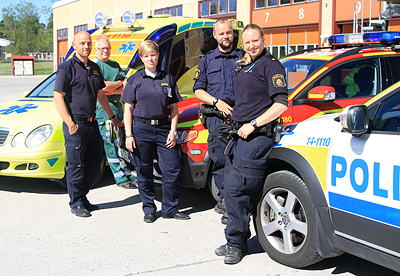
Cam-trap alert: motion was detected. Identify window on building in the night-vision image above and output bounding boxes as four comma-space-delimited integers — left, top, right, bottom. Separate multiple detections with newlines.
201, 1, 209, 16
57, 28, 68, 40
107, 19, 112, 25
154, 5, 183, 16
256, 0, 317, 8
74, 24, 88, 34
136, 13, 143, 19
220, 0, 227, 13
229, 0, 236, 12
200, 0, 236, 17
210, 0, 217, 15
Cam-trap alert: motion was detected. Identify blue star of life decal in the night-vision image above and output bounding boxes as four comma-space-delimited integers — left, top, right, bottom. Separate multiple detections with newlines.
0, 104, 38, 115
119, 42, 136, 53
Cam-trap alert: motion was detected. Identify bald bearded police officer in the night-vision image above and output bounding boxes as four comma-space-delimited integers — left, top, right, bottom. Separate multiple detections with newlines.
193, 19, 242, 225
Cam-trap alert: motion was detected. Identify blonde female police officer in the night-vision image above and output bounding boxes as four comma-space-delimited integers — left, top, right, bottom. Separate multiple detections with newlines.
121, 41, 190, 223
214, 24, 288, 264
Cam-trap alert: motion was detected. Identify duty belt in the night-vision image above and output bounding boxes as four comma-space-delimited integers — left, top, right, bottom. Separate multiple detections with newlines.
218, 119, 283, 143
134, 116, 169, 126
198, 104, 223, 124
73, 115, 95, 122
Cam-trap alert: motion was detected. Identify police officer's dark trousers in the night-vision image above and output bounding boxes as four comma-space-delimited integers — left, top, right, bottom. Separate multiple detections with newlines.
207, 116, 229, 199
224, 134, 274, 249
130, 121, 181, 217
63, 120, 104, 207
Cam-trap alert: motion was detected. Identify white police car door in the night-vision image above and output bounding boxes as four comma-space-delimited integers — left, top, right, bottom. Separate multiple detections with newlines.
327, 90, 400, 258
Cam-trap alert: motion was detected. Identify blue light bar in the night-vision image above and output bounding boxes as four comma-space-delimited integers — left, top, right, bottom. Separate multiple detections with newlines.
363, 32, 380, 43
328, 35, 344, 44
329, 31, 400, 46
379, 31, 400, 44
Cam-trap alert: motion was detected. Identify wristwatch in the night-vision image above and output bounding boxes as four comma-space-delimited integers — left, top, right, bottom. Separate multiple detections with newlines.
109, 114, 116, 120
250, 119, 258, 129
212, 98, 219, 107
169, 130, 177, 136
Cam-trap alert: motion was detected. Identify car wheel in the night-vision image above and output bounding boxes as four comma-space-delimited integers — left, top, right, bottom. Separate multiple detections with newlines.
254, 170, 323, 268
54, 153, 106, 189
208, 175, 220, 202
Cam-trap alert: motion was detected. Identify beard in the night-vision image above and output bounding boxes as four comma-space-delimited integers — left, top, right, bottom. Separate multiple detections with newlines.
219, 40, 233, 51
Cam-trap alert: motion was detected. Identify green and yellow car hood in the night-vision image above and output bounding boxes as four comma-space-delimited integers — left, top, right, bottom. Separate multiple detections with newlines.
0, 98, 62, 136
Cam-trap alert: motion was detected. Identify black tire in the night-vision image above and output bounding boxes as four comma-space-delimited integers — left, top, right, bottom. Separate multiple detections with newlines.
54, 153, 106, 189
208, 175, 220, 202
254, 170, 324, 268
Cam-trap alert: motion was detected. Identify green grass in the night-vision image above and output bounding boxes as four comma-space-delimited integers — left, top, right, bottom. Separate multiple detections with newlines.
0, 60, 54, 75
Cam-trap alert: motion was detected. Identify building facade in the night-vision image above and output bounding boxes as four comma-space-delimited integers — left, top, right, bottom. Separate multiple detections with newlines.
52, 0, 400, 70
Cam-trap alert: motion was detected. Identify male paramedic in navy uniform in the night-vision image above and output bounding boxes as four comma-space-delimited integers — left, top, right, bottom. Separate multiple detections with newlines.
54, 31, 122, 217
193, 19, 241, 224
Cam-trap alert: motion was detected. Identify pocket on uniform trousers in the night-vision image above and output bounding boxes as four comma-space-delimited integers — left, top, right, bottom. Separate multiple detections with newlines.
240, 157, 267, 178
65, 140, 83, 165
128, 150, 139, 167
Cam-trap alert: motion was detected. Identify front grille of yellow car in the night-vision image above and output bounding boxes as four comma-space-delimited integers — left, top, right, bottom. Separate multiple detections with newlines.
0, 127, 10, 146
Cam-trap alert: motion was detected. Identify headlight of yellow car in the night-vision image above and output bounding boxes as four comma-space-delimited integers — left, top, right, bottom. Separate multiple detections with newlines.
25, 125, 53, 148
11, 132, 25, 147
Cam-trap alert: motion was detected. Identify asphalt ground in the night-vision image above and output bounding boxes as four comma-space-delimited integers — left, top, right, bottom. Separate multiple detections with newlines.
1, 75, 399, 276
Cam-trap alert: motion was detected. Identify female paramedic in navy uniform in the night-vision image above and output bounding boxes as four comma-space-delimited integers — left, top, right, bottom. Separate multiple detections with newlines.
121, 41, 190, 223
215, 24, 288, 264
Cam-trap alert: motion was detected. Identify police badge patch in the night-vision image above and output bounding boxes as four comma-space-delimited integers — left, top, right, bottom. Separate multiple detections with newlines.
194, 68, 200, 80
272, 74, 286, 87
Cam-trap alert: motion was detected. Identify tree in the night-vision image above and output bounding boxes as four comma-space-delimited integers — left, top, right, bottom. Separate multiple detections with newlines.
1, 0, 52, 55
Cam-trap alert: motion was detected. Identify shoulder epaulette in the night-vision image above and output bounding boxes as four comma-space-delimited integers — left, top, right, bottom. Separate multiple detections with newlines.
266, 54, 278, 61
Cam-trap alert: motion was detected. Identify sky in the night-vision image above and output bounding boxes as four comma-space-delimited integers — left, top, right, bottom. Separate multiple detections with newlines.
0, 0, 54, 24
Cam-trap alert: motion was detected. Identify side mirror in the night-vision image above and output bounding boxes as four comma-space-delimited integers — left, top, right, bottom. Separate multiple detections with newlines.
307, 86, 336, 101
340, 105, 369, 137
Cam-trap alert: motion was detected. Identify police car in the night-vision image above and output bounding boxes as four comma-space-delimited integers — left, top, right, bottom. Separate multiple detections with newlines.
253, 79, 400, 272
0, 13, 243, 188
279, 31, 400, 125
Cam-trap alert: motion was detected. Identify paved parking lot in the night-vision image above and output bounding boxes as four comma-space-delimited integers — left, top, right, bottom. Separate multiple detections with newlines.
1, 170, 399, 276
1, 75, 399, 275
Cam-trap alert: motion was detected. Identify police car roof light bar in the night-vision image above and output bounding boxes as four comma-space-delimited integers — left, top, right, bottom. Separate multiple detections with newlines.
329, 31, 400, 47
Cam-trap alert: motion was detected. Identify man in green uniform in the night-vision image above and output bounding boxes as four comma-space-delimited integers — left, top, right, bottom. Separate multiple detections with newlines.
94, 36, 137, 189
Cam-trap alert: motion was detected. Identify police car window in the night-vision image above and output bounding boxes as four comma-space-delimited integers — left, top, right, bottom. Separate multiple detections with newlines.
280, 58, 325, 95
28, 73, 57, 98
384, 56, 400, 90
371, 90, 400, 133
312, 59, 379, 99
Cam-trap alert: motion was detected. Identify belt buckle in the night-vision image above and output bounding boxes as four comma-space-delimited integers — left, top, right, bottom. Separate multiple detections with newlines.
151, 119, 158, 125
89, 117, 93, 122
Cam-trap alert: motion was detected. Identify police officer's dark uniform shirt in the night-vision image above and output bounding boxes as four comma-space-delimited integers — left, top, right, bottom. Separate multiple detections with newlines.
193, 47, 241, 105
121, 69, 182, 119
54, 54, 106, 118
233, 49, 288, 122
